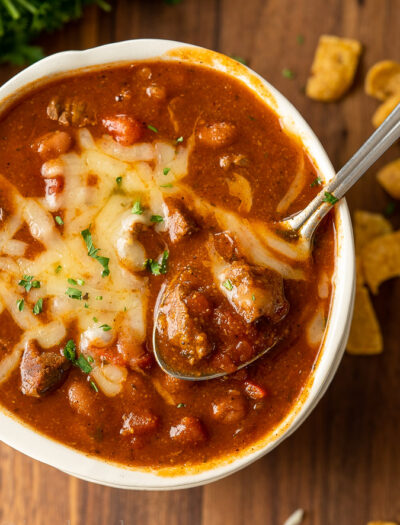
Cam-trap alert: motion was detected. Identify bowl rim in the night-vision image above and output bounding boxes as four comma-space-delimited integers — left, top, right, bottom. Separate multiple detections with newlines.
0, 38, 355, 490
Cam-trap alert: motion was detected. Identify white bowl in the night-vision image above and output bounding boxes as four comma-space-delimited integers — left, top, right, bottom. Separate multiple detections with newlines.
0, 39, 355, 490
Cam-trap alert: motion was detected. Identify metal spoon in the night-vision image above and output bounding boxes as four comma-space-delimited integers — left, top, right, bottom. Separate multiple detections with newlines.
153, 103, 400, 381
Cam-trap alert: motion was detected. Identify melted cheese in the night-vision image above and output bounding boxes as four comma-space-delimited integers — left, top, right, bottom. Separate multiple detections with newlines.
0, 129, 309, 394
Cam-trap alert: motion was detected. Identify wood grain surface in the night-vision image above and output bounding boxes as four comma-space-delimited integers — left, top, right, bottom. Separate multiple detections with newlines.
0, 1, 399, 524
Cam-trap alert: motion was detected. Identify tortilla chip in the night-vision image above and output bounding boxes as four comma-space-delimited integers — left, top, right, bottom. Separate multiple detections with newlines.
377, 158, 400, 199
306, 35, 362, 101
346, 285, 382, 354
365, 60, 400, 100
367, 522, 398, 525
372, 92, 400, 128
355, 255, 365, 286
353, 210, 393, 254
361, 230, 400, 294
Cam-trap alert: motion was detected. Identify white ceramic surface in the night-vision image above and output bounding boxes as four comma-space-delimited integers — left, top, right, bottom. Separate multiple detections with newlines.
0, 39, 355, 490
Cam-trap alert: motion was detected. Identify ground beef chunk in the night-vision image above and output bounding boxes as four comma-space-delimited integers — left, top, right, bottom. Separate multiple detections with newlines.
164, 197, 197, 244
20, 340, 71, 397
220, 260, 289, 324
47, 96, 96, 127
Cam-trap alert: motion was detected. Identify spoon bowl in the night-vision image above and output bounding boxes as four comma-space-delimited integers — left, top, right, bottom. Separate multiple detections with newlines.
153, 103, 400, 381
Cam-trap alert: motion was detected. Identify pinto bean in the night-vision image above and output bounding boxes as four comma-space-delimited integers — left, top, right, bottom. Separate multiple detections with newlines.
68, 380, 97, 417
197, 121, 237, 148
211, 390, 247, 424
169, 416, 207, 444
33, 131, 73, 160
120, 410, 159, 436
243, 380, 267, 400
102, 115, 143, 146
146, 84, 167, 101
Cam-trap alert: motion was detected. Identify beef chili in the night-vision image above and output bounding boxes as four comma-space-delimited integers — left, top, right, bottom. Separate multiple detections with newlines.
0, 61, 335, 468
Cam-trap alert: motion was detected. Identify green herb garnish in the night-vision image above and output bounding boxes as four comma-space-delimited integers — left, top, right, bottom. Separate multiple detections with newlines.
76, 354, 93, 374
63, 340, 76, 362
176, 136, 184, 144
176, 403, 186, 408
323, 191, 338, 205
147, 124, 158, 133
81, 227, 110, 277
163, 167, 171, 175
231, 56, 247, 65
55, 215, 64, 225
0, 1, 111, 67
160, 183, 173, 188
16, 298, 24, 311
150, 215, 164, 223
145, 250, 169, 276
132, 200, 144, 215
282, 68, 295, 79
116, 176, 122, 186
311, 176, 322, 187
63, 340, 93, 374
65, 287, 83, 300
296, 34, 305, 45
33, 298, 43, 315
90, 381, 99, 392
55, 265, 62, 274
222, 279, 233, 291
18, 275, 40, 292
100, 324, 112, 331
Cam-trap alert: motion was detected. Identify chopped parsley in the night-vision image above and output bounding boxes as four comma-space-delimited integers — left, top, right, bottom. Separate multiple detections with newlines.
18, 275, 40, 292
81, 228, 110, 277
63, 340, 76, 362
163, 167, 171, 175
65, 287, 83, 300
145, 250, 169, 276
311, 177, 322, 187
116, 176, 123, 186
282, 68, 295, 79
68, 278, 85, 286
55, 215, 64, 225
63, 340, 94, 374
84, 303, 89, 309
132, 200, 144, 215
55, 265, 62, 274
95, 296, 103, 300
150, 215, 164, 223
323, 191, 339, 205
93, 317, 98, 323
160, 183, 173, 188
16, 299, 24, 311
147, 124, 158, 133
90, 381, 99, 392
76, 354, 93, 374
33, 298, 43, 315
251, 294, 256, 302
176, 136, 184, 144
100, 324, 112, 331
176, 403, 186, 408
222, 279, 233, 291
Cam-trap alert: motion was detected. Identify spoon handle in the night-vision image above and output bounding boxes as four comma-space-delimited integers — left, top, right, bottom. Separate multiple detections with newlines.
286, 103, 400, 240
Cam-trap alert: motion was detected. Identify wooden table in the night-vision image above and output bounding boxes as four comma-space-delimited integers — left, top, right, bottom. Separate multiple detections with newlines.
0, 1, 399, 523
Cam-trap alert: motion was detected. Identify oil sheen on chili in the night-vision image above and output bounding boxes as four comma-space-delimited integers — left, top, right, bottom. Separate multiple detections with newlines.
0, 61, 335, 467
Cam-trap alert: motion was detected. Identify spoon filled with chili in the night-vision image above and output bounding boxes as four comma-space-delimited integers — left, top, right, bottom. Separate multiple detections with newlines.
153, 103, 400, 381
